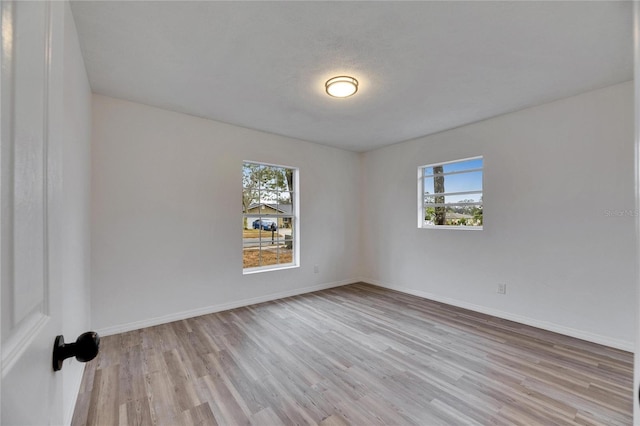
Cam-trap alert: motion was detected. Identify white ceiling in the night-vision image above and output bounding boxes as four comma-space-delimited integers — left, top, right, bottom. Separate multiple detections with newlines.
70, 1, 632, 152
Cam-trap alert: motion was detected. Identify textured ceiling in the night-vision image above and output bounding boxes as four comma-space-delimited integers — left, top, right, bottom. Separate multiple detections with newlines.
70, 1, 632, 152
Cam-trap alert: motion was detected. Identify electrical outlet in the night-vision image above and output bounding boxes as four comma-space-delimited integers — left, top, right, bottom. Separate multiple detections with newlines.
497, 283, 507, 294
314, 265, 319, 274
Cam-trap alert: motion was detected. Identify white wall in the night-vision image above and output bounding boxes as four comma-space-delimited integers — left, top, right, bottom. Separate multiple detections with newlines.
361, 81, 636, 350
633, 5, 639, 424
92, 83, 635, 350
91, 95, 360, 333
61, 3, 92, 423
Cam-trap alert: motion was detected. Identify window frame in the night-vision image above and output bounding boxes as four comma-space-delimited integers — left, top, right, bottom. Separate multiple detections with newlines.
242, 161, 300, 274
417, 156, 483, 230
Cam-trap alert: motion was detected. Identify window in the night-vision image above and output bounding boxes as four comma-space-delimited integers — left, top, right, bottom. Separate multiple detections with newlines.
418, 157, 483, 229
242, 162, 298, 272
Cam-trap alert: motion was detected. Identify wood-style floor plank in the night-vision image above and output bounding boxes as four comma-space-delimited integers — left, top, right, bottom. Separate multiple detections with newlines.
72, 283, 633, 425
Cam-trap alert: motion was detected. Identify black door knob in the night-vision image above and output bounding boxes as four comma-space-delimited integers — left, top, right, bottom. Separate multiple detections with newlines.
53, 331, 100, 371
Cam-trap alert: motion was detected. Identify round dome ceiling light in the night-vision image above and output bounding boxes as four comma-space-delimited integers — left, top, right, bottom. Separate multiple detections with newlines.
325, 76, 358, 98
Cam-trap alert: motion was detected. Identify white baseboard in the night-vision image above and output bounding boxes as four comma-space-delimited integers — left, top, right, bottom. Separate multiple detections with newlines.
97, 278, 357, 336
97, 276, 633, 351
361, 277, 634, 352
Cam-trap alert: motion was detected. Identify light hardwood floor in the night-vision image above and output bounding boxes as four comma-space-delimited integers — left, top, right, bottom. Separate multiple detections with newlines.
72, 283, 633, 425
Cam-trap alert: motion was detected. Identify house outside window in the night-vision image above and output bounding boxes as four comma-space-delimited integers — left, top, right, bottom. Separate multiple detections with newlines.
418, 157, 483, 229
242, 161, 298, 272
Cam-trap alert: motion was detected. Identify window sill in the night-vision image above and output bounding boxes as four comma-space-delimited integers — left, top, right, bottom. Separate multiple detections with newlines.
243, 264, 299, 275
420, 225, 483, 231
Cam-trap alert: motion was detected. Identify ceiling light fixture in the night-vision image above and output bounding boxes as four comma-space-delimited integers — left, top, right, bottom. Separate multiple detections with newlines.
325, 76, 358, 98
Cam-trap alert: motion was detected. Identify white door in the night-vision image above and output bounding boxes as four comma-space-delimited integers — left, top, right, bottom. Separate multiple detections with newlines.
635, 3, 640, 426
1, 1, 66, 424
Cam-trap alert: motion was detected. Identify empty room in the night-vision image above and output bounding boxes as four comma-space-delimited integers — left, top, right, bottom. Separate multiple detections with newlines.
1, 1, 638, 425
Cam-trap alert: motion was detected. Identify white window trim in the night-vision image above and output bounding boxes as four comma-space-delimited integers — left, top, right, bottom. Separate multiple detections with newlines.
417, 156, 483, 230
423, 167, 484, 178
243, 161, 300, 274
